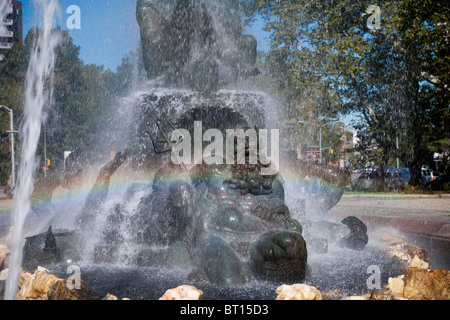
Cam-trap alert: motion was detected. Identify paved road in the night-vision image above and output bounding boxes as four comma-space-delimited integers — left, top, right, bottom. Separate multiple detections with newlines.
328, 193, 450, 223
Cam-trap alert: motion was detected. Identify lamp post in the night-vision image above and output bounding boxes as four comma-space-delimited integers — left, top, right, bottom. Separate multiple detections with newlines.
0, 105, 17, 188
298, 118, 339, 164
396, 135, 399, 169
319, 127, 322, 163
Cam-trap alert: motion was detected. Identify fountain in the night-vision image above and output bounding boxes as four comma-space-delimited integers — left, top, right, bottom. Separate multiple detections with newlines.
4, 0, 420, 301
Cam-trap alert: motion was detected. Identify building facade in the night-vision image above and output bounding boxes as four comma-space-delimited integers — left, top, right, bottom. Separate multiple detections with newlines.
0, 0, 22, 63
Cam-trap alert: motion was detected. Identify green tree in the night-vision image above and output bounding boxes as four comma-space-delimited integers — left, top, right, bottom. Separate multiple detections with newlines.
0, 40, 29, 185
242, 0, 449, 185
43, 28, 113, 167
103, 45, 147, 99
0, 26, 147, 179
395, 0, 450, 178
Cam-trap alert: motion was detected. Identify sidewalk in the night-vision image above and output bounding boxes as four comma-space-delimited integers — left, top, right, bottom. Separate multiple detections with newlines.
329, 193, 450, 223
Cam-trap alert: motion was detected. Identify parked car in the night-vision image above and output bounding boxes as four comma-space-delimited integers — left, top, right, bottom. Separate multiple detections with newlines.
421, 168, 433, 185
352, 171, 382, 190
385, 170, 402, 190
352, 168, 410, 191
385, 168, 410, 190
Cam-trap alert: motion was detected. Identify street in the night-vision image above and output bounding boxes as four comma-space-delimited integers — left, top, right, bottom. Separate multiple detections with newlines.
329, 193, 450, 223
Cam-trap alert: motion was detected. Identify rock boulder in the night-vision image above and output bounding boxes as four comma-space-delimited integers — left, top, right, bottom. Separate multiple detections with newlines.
275, 284, 322, 300
159, 285, 204, 300
47, 278, 101, 300
15, 269, 60, 300
0, 247, 9, 270
403, 267, 450, 300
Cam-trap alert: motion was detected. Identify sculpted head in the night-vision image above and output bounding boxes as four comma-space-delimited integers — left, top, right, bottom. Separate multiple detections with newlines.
136, 0, 258, 92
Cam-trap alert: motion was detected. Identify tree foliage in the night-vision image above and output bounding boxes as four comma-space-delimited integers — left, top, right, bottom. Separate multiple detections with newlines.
0, 27, 144, 182
241, 0, 449, 183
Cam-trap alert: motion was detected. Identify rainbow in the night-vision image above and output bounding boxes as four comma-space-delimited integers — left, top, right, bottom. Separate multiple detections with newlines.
0, 165, 342, 231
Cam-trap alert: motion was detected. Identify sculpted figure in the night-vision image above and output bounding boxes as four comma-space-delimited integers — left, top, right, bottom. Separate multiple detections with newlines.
136, 0, 258, 92
133, 148, 307, 285
187, 158, 307, 285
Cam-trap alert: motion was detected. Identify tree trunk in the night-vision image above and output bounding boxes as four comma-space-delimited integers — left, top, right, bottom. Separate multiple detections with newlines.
378, 163, 387, 191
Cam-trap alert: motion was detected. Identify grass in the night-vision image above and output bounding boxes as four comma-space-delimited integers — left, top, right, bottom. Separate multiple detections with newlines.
399, 184, 450, 195
345, 189, 391, 194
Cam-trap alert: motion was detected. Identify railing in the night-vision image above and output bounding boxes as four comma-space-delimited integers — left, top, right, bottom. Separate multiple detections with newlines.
2, 19, 13, 26
0, 42, 13, 49
0, 30, 13, 37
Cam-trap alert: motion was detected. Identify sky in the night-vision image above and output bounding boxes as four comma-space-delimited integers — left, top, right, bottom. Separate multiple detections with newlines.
21, 0, 270, 72
20, 0, 355, 128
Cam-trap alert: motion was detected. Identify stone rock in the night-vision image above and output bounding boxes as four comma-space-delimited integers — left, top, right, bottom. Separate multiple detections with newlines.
47, 278, 101, 300
37, 266, 50, 273
159, 285, 204, 300
344, 295, 368, 300
16, 269, 61, 300
403, 267, 450, 300
321, 289, 343, 300
369, 291, 395, 300
409, 248, 431, 266
22, 227, 83, 272
275, 284, 322, 300
410, 255, 429, 269
102, 293, 118, 300
388, 277, 405, 295
17, 268, 31, 288
388, 241, 431, 270
0, 247, 9, 270
0, 268, 8, 281
339, 216, 369, 250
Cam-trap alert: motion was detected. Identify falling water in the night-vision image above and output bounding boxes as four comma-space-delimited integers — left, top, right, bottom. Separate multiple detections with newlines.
5, 0, 60, 300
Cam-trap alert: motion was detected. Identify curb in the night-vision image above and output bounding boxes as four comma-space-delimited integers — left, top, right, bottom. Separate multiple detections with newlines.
342, 193, 450, 199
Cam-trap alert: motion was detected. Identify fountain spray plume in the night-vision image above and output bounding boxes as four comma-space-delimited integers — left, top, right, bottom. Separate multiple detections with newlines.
5, 0, 61, 300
